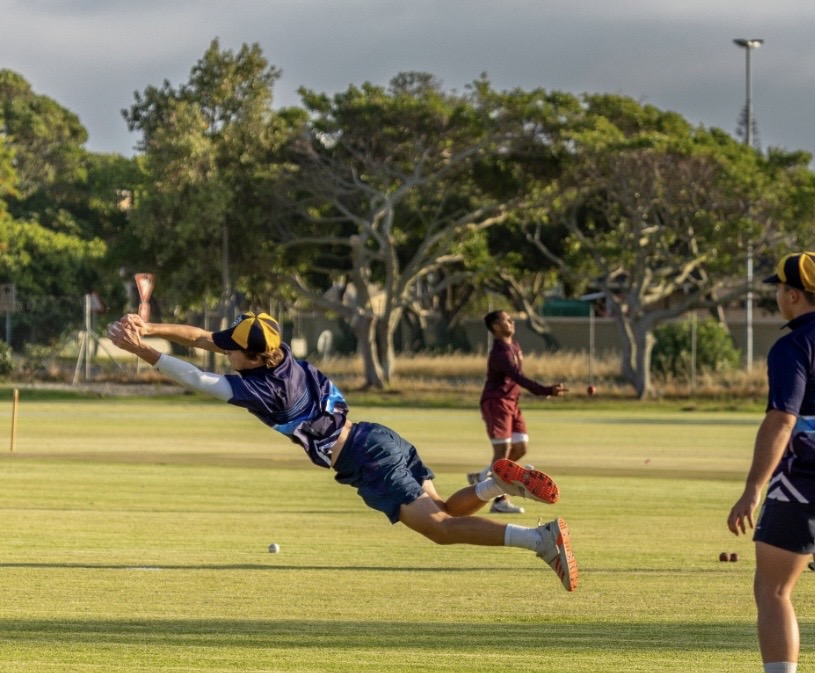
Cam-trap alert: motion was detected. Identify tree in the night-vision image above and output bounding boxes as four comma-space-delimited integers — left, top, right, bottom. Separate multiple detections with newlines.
518, 94, 813, 397
271, 74, 526, 388
0, 212, 107, 346
464, 87, 587, 342
0, 72, 132, 344
0, 136, 18, 206
123, 39, 297, 323
0, 69, 89, 228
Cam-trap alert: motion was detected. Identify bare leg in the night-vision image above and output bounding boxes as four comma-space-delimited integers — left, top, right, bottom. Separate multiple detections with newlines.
489, 442, 512, 504
444, 484, 493, 517
491, 441, 511, 465
754, 541, 809, 664
398, 481, 507, 545
421, 478, 492, 517
507, 440, 528, 464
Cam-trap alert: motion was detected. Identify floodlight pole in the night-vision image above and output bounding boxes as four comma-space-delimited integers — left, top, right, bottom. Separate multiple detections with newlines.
733, 38, 763, 372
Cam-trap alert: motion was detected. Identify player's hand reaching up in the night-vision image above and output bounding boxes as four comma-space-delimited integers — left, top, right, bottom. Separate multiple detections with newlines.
108, 317, 143, 353
120, 313, 147, 334
108, 315, 162, 365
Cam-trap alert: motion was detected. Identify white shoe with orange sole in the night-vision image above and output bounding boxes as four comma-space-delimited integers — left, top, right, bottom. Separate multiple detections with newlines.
535, 517, 579, 592
491, 459, 560, 504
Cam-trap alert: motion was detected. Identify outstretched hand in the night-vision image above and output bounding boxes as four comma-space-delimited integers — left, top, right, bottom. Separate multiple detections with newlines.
548, 383, 568, 396
108, 317, 143, 354
120, 313, 147, 333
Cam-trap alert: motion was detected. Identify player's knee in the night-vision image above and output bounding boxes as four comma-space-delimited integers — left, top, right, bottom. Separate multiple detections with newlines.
754, 576, 792, 605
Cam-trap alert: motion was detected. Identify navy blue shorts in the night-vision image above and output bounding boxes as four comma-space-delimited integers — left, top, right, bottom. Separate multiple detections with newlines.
332, 422, 434, 524
754, 499, 815, 554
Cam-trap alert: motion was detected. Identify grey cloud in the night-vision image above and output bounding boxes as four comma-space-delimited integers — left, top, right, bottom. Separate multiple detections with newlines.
0, 0, 812, 158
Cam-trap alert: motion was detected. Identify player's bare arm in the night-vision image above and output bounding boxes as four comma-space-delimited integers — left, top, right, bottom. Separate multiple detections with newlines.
122, 314, 224, 353
110, 317, 233, 401
727, 409, 796, 535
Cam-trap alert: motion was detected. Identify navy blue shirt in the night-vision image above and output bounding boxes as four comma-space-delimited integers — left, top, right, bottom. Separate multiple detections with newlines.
224, 344, 349, 468
765, 311, 815, 503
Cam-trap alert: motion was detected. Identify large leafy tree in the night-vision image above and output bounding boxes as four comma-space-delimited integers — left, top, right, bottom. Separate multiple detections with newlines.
270, 74, 534, 388
516, 94, 815, 398
0, 72, 131, 345
0, 137, 18, 206
123, 39, 299, 322
476, 87, 585, 339
0, 70, 89, 229
0, 214, 107, 346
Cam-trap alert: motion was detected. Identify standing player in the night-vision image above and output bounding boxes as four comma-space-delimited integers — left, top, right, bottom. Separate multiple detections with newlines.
727, 251, 815, 673
468, 311, 566, 513
109, 311, 579, 591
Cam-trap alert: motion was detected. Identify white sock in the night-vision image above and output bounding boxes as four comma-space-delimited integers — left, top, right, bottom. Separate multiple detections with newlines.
475, 477, 505, 501
764, 663, 797, 673
478, 465, 491, 481
504, 524, 541, 551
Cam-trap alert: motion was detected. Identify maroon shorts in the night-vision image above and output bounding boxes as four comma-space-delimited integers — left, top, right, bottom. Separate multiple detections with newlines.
480, 398, 527, 443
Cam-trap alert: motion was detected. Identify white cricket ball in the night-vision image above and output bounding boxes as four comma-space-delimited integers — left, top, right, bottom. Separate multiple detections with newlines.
268, 543, 280, 553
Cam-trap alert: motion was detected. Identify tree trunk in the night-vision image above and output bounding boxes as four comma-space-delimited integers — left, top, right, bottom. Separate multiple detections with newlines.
632, 324, 656, 400
376, 308, 404, 383
375, 319, 396, 383
352, 314, 386, 389
615, 315, 655, 399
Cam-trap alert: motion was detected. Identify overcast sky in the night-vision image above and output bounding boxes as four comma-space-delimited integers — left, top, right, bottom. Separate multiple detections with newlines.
2, 0, 813, 159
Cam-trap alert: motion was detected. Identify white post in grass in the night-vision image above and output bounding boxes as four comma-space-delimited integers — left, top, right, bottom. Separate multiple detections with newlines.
10, 387, 19, 452
85, 293, 92, 381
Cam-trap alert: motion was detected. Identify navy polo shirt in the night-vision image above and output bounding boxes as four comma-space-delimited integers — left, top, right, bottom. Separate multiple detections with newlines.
765, 310, 815, 504
224, 343, 349, 468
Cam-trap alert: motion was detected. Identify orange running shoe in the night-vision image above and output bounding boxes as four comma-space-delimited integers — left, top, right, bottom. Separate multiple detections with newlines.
491, 459, 560, 504
536, 517, 579, 592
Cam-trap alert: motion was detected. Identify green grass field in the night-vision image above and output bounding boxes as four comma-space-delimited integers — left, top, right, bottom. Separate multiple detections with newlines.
0, 395, 811, 672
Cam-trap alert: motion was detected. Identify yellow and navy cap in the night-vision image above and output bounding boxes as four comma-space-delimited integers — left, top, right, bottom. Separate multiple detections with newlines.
763, 252, 815, 293
212, 312, 282, 353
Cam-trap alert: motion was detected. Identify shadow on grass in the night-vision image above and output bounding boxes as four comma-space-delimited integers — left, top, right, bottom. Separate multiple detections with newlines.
0, 563, 756, 575
0, 618, 760, 652
0, 562, 499, 572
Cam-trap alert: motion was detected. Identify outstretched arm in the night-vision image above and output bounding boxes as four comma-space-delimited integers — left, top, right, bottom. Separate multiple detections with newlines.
490, 348, 567, 397
544, 383, 568, 397
121, 314, 224, 353
108, 318, 232, 401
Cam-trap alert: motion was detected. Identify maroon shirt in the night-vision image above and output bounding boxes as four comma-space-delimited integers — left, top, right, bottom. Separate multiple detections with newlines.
480, 339, 551, 403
